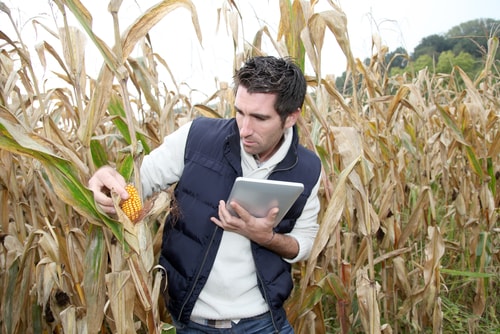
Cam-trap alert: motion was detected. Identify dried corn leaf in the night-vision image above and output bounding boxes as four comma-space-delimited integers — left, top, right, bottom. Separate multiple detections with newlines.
127, 253, 153, 312
393, 256, 412, 297
127, 253, 158, 331
479, 183, 496, 230
66, 228, 86, 288
315, 7, 354, 71
472, 231, 489, 316
83, 228, 107, 333
303, 13, 326, 74
36, 260, 57, 310
3, 234, 24, 267
121, 0, 202, 61
387, 85, 410, 125
423, 226, 445, 286
398, 187, 430, 247
135, 221, 154, 272
57, 0, 118, 72
304, 155, 361, 287
152, 267, 167, 328
277, 0, 306, 62
422, 226, 445, 319
332, 127, 377, 236
106, 271, 136, 334
432, 297, 443, 334
487, 128, 500, 160
356, 268, 381, 334
37, 229, 60, 263
60, 305, 83, 334
59, 26, 87, 95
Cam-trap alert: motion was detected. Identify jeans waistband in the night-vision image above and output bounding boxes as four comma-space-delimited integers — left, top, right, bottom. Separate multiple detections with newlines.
190, 311, 270, 329
190, 318, 232, 329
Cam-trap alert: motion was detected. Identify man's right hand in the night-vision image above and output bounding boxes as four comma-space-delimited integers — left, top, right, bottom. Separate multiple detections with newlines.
88, 166, 129, 214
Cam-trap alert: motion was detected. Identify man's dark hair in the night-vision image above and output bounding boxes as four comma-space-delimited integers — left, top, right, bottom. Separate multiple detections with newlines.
233, 56, 307, 123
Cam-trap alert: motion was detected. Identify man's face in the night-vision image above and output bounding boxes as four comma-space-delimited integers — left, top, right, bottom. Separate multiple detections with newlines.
235, 86, 299, 162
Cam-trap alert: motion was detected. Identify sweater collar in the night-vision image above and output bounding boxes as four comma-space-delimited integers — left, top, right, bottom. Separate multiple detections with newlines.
224, 119, 299, 177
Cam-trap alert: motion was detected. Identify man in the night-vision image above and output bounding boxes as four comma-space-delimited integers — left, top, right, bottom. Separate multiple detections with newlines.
88, 56, 322, 333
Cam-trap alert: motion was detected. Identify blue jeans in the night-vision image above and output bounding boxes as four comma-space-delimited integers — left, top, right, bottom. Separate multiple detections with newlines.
174, 312, 294, 334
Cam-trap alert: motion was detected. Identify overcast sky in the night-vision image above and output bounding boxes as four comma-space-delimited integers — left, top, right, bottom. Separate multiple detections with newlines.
3, 0, 500, 98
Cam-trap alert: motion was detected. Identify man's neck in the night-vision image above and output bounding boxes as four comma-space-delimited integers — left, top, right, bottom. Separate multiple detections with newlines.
254, 135, 284, 164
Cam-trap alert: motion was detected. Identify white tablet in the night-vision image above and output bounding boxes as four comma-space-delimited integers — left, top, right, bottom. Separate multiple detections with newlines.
226, 177, 304, 225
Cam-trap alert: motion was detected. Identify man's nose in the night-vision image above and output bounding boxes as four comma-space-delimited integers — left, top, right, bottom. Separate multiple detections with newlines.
239, 118, 253, 137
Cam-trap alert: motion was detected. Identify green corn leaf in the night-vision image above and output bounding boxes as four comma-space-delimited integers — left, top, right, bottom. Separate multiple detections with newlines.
108, 96, 151, 154
436, 104, 468, 145
108, 96, 132, 145
464, 145, 484, 180
56, 0, 119, 73
487, 157, 496, 196
83, 227, 108, 333
117, 154, 134, 182
441, 268, 495, 278
319, 272, 350, 300
0, 117, 126, 246
90, 138, 109, 168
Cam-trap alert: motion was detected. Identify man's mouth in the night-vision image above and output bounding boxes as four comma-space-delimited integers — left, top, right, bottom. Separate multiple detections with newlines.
242, 138, 255, 147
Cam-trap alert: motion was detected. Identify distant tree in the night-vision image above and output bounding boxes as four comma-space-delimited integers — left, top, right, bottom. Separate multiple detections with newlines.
389, 54, 433, 76
452, 51, 477, 75
396, 51, 476, 78
336, 18, 499, 90
413, 34, 451, 60
446, 18, 500, 58
412, 19, 500, 62
386, 47, 409, 69
335, 71, 348, 93
436, 50, 456, 73
413, 54, 434, 72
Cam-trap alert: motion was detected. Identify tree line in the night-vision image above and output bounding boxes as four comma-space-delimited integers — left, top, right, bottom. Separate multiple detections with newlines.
336, 18, 500, 90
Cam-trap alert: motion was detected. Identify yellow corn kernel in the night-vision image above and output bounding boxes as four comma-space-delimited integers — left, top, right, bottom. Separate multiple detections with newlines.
121, 184, 142, 222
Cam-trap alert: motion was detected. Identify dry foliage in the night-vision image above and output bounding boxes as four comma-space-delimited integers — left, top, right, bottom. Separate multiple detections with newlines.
0, 1, 499, 333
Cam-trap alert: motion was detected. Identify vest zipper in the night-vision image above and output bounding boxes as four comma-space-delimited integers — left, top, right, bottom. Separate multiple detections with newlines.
177, 225, 220, 321
262, 155, 298, 333
270, 155, 298, 175
255, 258, 280, 333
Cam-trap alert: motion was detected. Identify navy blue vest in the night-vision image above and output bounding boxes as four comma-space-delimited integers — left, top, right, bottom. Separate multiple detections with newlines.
159, 117, 321, 330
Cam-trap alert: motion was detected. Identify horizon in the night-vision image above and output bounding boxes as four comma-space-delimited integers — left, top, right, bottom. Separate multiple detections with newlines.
3, 0, 499, 100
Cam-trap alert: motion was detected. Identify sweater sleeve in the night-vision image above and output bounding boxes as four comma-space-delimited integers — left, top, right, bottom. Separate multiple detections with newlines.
140, 121, 192, 198
284, 172, 321, 263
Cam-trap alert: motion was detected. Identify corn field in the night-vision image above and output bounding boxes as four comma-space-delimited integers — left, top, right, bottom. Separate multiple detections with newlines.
0, 1, 499, 333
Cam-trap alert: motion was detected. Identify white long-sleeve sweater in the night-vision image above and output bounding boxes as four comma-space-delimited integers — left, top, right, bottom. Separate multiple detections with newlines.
140, 121, 321, 321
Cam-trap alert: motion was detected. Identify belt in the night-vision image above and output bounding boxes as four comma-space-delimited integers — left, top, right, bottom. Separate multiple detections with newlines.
190, 318, 233, 329
190, 312, 269, 329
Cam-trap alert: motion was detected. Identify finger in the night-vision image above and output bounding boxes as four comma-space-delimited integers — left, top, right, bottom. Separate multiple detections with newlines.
210, 216, 222, 228
100, 167, 128, 199
99, 203, 118, 214
218, 200, 234, 221
93, 191, 115, 208
266, 207, 279, 224
108, 169, 129, 199
229, 201, 250, 220
88, 166, 128, 200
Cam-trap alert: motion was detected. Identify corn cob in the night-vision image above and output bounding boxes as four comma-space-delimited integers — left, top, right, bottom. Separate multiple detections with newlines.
121, 184, 142, 222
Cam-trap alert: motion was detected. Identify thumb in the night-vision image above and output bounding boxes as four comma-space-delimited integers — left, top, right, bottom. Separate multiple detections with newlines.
268, 207, 279, 223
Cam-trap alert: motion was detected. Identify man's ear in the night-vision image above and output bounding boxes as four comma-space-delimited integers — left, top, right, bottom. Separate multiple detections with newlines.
284, 108, 301, 128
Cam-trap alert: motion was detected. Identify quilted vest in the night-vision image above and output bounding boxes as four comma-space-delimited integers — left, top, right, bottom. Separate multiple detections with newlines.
159, 117, 321, 330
